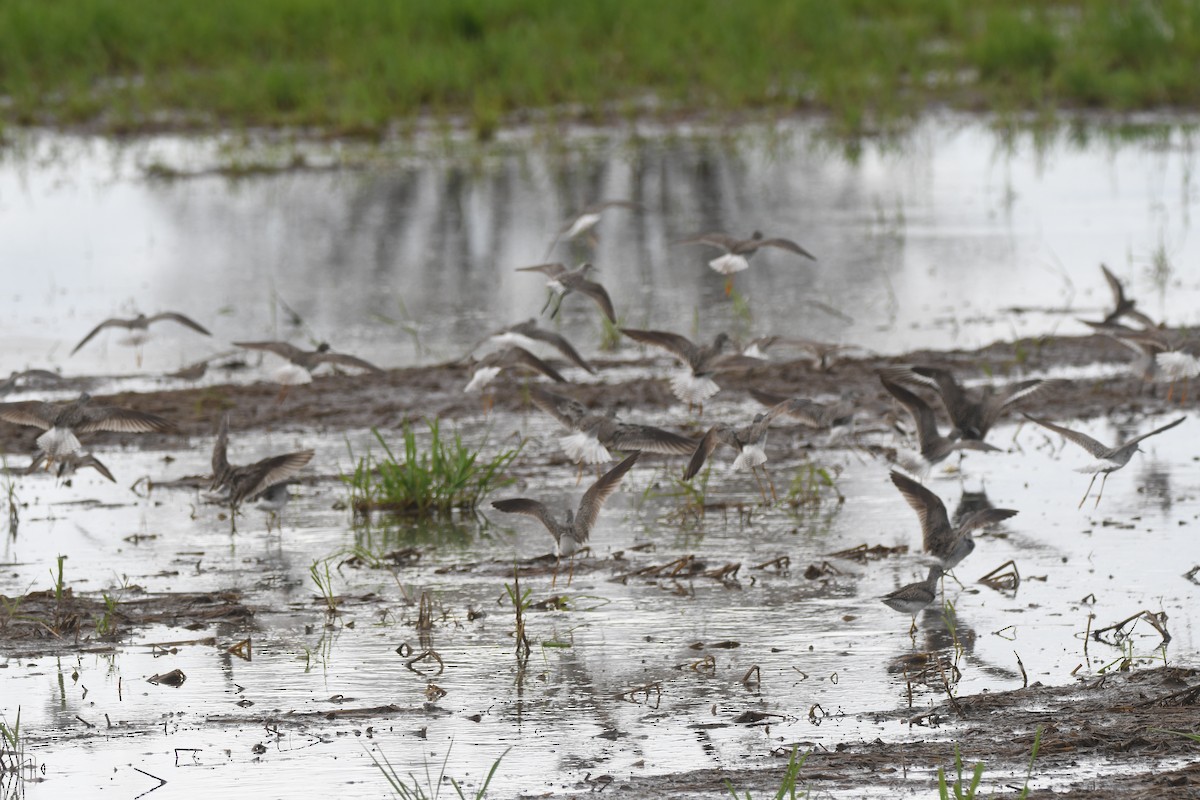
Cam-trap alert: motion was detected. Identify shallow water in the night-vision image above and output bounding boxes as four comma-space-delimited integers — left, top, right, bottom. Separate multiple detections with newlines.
1, 119, 1199, 798
2, 117, 1200, 382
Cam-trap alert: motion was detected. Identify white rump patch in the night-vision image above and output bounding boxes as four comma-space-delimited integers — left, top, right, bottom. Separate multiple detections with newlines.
670, 370, 720, 406
490, 332, 539, 351
731, 444, 767, 472
119, 330, 151, 347
708, 254, 750, 275
566, 213, 601, 239
1157, 351, 1200, 380
37, 427, 82, 458
560, 432, 611, 465
274, 364, 313, 386
464, 366, 502, 393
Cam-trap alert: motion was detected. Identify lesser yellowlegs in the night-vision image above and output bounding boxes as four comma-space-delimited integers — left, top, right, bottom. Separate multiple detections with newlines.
673, 230, 816, 294
882, 566, 943, 636
889, 470, 1016, 571
480, 319, 595, 374
71, 312, 212, 366
1099, 263, 1156, 328
516, 262, 617, 322
749, 389, 857, 444
879, 376, 999, 479
621, 328, 757, 415
209, 413, 313, 532
492, 451, 640, 584
26, 451, 116, 483
683, 409, 789, 504
880, 365, 1053, 442
0, 392, 174, 465
1023, 413, 1186, 508
531, 387, 695, 468
233, 341, 383, 402
544, 200, 641, 256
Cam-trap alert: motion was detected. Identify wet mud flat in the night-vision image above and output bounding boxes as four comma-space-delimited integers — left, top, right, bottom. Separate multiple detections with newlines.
1, 330, 1198, 798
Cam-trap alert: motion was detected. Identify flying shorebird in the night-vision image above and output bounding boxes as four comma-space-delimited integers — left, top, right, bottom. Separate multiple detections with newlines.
515, 262, 617, 322
209, 413, 313, 532
0, 392, 174, 466
682, 405, 798, 504
879, 376, 1000, 479
879, 365, 1053, 442
881, 566, 943, 636
621, 328, 758, 415
233, 341, 383, 402
749, 388, 858, 444
70, 312, 212, 366
1097, 263, 1156, 328
673, 230, 817, 294
889, 470, 1017, 571
25, 452, 116, 483
0, 369, 65, 396
464, 347, 568, 413
475, 319, 595, 374
254, 482, 294, 533
1023, 413, 1186, 509
492, 451, 639, 585
531, 387, 695, 471
544, 200, 641, 257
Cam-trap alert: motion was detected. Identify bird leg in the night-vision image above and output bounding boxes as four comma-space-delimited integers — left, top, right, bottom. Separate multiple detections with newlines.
540, 291, 555, 316
551, 557, 560, 589
761, 464, 779, 505
1167, 381, 1175, 403
908, 615, 918, 641
1078, 472, 1101, 510
750, 467, 769, 505
724, 277, 734, 296
275, 385, 292, 405
136, 347, 144, 368
566, 552, 576, 587
575, 463, 584, 486
1093, 472, 1111, 509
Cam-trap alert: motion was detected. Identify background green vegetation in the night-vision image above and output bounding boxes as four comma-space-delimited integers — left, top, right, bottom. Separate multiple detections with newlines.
1, 0, 1198, 136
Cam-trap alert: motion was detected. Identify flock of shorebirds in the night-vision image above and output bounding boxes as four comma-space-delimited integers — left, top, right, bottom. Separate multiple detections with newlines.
0, 200, 1195, 633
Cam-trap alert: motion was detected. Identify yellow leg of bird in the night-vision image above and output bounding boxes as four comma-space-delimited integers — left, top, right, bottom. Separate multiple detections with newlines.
575, 463, 584, 486
1167, 381, 1175, 403
275, 385, 291, 405
724, 277, 733, 296
750, 467, 768, 505
551, 557, 560, 590
567, 552, 576, 587
1093, 472, 1110, 509
1078, 472, 1100, 510
762, 464, 779, 505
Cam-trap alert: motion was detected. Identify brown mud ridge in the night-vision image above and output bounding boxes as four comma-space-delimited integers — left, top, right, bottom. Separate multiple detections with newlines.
616, 666, 1200, 799
0, 332, 1191, 454
0, 587, 253, 658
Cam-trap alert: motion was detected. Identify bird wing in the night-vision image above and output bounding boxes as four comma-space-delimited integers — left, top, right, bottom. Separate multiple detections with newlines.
620, 328, 698, 363
1124, 416, 1187, 448
516, 262, 568, 277
230, 450, 314, 506
530, 387, 587, 428
1100, 263, 1126, 308
957, 507, 1018, 535
491, 498, 558, 537
77, 454, 117, 483
77, 404, 175, 434
70, 318, 134, 355
683, 426, 734, 480
889, 470, 950, 548
754, 237, 817, 260
764, 398, 831, 428
672, 233, 738, 252
521, 327, 595, 373
574, 278, 617, 322
978, 379, 1052, 431
503, 347, 567, 383
147, 312, 212, 336
576, 451, 640, 540
608, 423, 696, 455
314, 351, 383, 372
881, 376, 942, 452
903, 365, 971, 422
749, 388, 792, 408
234, 341, 308, 362
0, 401, 56, 430
590, 199, 642, 213
1022, 414, 1111, 458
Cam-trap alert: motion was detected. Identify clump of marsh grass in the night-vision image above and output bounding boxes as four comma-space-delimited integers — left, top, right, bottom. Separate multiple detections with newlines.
369, 741, 508, 800
342, 422, 520, 517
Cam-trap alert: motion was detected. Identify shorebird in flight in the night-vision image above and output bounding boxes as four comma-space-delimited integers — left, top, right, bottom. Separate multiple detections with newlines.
209, 413, 314, 532
492, 451, 639, 585
233, 341, 383, 402
879, 376, 1000, 479
621, 328, 758, 415
674, 230, 816, 294
0, 392, 173, 467
475, 319, 595, 374
890, 470, 1017, 572
516, 262, 617, 322
880, 365, 1053, 442
1023, 413, 1185, 508
544, 200, 641, 257
71, 312, 212, 366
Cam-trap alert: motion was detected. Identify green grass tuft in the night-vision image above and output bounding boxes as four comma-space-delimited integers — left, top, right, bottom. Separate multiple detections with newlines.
342, 421, 521, 517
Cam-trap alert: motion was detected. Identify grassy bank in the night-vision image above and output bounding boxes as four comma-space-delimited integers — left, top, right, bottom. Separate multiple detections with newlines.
2, 0, 1199, 137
